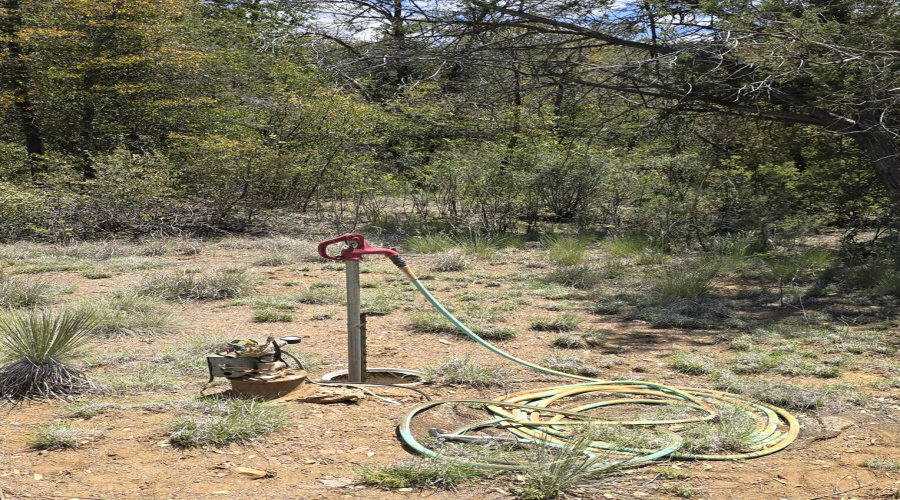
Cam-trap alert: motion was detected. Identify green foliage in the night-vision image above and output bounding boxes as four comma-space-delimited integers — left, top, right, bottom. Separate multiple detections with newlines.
422, 357, 508, 387
252, 308, 293, 323
540, 356, 599, 377
546, 264, 610, 289
30, 423, 103, 450
135, 268, 256, 301
0, 277, 58, 307
77, 292, 180, 337
517, 431, 620, 500
0, 308, 97, 399
169, 397, 288, 448
531, 315, 582, 332
669, 352, 718, 375
357, 458, 485, 489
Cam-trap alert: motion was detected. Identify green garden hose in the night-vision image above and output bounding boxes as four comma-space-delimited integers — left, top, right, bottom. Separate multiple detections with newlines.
393, 262, 799, 470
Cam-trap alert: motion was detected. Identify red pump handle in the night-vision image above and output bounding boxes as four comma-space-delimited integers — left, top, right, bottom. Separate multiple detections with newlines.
317, 234, 399, 261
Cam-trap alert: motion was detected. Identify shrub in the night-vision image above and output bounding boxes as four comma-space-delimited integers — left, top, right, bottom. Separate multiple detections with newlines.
0, 308, 98, 399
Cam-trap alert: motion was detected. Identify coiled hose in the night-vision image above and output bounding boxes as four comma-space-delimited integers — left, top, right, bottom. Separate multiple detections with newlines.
395, 266, 799, 469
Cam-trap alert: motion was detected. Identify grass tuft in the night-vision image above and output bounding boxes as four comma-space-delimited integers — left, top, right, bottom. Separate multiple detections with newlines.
422, 357, 508, 387
358, 457, 485, 489
169, 397, 288, 448
540, 356, 599, 377
0, 277, 58, 307
30, 422, 104, 450
135, 268, 256, 301
531, 315, 582, 332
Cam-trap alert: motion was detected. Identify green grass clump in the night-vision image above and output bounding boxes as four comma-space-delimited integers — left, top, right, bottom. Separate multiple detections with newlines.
66, 401, 119, 419
680, 406, 758, 454
430, 250, 470, 272
669, 352, 718, 375
294, 287, 344, 305
358, 457, 485, 489
94, 366, 180, 394
169, 397, 288, 448
546, 264, 608, 289
252, 308, 294, 322
518, 431, 621, 500
543, 235, 590, 266
531, 315, 582, 332
30, 423, 103, 450
552, 334, 585, 349
361, 291, 403, 316
649, 268, 715, 305
0, 308, 97, 399
409, 312, 516, 341
136, 268, 256, 301
78, 292, 180, 337
0, 277, 58, 307
711, 372, 827, 410
540, 356, 599, 377
404, 233, 456, 253
422, 357, 508, 387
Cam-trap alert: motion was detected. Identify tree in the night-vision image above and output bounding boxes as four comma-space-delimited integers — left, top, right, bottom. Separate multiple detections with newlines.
415, 0, 900, 203
0, 0, 205, 177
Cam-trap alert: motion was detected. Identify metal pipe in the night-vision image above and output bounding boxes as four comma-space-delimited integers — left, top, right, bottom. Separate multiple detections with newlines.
345, 259, 366, 383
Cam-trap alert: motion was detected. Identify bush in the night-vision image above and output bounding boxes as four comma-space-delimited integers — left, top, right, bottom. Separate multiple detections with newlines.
0, 308, 98, 399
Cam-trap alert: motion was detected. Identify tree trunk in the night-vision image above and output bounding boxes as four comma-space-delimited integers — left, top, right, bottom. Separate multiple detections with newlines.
2, 0, 45, 177
846, 119, 900, 205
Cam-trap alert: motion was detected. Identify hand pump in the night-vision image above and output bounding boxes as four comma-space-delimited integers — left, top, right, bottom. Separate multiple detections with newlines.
318, 234, 401, 383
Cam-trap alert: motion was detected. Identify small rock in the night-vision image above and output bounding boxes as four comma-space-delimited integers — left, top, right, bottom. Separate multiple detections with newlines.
319, 477, 354, 488
233, 467, 268, 479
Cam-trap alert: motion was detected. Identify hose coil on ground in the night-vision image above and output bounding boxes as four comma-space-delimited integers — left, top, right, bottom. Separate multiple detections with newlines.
398, 278, 800, 470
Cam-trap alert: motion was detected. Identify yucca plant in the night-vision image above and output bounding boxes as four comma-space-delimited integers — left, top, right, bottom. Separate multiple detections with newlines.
0, 308, 98, 400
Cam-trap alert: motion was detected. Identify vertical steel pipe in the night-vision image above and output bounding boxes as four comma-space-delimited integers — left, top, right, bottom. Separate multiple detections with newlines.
345, 259, 366, 382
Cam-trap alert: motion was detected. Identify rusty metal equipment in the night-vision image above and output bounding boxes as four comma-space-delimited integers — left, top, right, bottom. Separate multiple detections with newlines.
206, 335, 309, 398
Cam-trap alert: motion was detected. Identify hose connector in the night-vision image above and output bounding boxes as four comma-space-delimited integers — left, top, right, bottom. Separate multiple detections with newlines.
389, 255, 418, 280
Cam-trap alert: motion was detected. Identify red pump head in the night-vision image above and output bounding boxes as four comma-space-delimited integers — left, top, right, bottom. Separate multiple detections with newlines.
317, 234, 399, 261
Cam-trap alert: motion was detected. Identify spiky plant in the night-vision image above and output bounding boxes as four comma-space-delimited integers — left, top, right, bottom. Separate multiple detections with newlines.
0, 308, 98, 400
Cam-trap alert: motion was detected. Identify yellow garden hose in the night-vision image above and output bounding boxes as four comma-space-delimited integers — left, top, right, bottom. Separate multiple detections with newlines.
392, 259, 799, 470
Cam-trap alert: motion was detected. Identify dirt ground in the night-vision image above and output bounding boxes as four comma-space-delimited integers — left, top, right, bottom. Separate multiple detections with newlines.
0, 238, 898, 500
